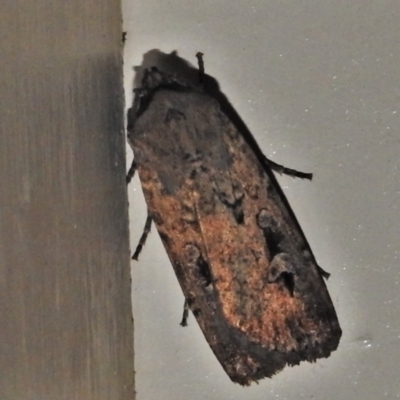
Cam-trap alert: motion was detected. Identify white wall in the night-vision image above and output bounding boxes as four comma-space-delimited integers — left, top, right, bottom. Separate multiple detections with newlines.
124, 1, 400, 399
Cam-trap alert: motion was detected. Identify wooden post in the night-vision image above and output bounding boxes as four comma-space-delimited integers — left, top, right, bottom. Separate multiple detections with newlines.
0, 1, 134, 399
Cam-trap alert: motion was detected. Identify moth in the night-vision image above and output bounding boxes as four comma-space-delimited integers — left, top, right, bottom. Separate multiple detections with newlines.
127, 53, 341, 385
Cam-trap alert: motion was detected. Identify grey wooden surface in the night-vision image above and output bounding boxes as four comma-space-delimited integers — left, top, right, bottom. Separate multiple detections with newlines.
0, 1, 134, 399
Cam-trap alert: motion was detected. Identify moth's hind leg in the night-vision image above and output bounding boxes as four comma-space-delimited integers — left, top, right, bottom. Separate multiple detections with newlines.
180, 299, 190, 327
132, 213, 152, 260
127, 160, 152, 259
264, 157, 313, 180
126, 160, 137, 184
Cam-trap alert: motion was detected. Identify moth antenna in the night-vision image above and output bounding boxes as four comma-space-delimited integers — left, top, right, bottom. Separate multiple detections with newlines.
195, 52, 205, 86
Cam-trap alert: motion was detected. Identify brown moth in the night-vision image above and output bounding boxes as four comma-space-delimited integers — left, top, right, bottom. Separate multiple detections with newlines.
127, 53, 341, 385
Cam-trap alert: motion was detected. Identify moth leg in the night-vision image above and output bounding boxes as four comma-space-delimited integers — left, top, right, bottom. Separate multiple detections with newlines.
126, 160, 137, 184
317, 265, 331, 279
132, 214, 152, 260
180, 299, 190, 327
264, 157, 313, 180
